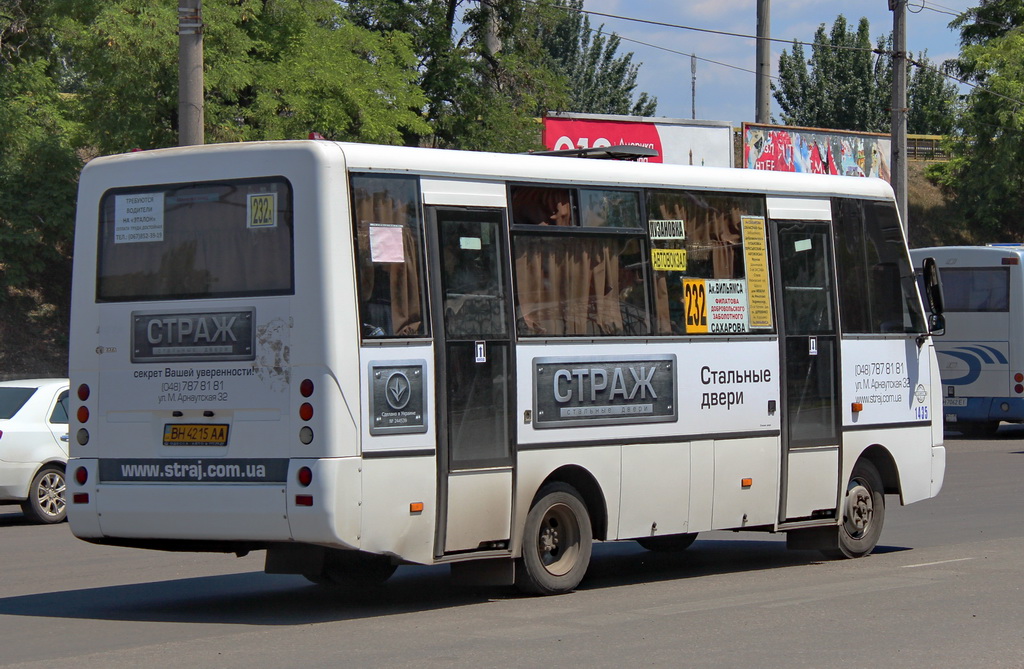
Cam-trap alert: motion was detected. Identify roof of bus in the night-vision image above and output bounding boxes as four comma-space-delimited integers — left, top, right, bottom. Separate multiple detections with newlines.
85, 140, 897, 201
911, 245, 1024, 266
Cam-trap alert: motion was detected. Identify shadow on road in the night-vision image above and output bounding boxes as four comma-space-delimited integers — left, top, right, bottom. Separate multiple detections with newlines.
0, 537, 910, 625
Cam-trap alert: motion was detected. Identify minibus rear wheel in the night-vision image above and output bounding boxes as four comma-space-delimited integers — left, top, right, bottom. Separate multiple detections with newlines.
515, 482, 593, 595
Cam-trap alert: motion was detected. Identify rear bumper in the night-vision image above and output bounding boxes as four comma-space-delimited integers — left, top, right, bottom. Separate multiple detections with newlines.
67, 457, 362, 548
0, 461, 34, 501
944, 397, 1024, 424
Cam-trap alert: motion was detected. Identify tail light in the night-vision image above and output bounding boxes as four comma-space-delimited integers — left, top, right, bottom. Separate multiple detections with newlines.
298, 379, 315, 444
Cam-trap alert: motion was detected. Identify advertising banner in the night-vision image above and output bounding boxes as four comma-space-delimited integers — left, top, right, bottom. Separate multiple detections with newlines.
743, 122, 891, 182
543, 112, 733, 167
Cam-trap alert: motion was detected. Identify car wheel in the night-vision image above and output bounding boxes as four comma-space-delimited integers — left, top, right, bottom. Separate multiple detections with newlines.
21, 465, 67, 524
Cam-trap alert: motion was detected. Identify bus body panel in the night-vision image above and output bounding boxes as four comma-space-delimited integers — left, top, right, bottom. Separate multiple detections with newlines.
96, 483, 290, 541
359, 345, 436, 455
361, 456, 436, 563
287, 457, 362, 548
516, 340, 781, 448
618, 441, 691, 538
445, 469, 513, 552
784, 447, 839, 518
711, 436, 779, 528
840, 338, 935, 427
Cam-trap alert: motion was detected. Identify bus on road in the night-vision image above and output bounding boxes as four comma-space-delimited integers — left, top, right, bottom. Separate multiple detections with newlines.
68, 140, 946, 594
912, 244, 1024, 437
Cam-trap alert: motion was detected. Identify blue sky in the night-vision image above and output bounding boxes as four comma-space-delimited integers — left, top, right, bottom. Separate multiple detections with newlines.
580, 0, 975, 125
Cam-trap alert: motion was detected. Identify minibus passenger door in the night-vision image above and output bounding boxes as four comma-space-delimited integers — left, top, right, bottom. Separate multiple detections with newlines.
772, 220, 842, 523
426, 207, 515, 556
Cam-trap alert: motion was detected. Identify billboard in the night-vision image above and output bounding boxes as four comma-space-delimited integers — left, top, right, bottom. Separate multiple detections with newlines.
742, 123, 891, 182
543, 112, 734, 167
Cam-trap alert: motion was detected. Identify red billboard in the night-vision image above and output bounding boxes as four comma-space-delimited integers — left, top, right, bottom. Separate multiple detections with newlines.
542, 113, 733, 167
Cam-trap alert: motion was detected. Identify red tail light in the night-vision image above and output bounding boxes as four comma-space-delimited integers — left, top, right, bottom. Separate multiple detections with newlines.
299, 402, 313, 421
77, 406, 90, 423
300, 379, 314, 397
298, 466, 313, 486
77, 384, 90, 401
75, 467, 88, 485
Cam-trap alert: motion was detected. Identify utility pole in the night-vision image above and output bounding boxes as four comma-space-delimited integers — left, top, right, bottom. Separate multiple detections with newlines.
483, 0, 502, 59
691, 54, 697, 120
890, 0, 908, 231
178, 0, 204, 146
755, 0, 771, 123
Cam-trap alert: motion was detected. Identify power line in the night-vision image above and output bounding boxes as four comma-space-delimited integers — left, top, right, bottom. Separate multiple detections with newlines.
522, 1, 1024, 112
529, 1, 1024, 109
520, 0, 877, 55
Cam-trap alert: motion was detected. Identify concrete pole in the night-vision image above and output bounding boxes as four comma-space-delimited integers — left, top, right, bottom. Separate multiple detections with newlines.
178, 0, 204, 146
691, 54, 697, 120
890, 0, 908, 231
755, 0, 771, 123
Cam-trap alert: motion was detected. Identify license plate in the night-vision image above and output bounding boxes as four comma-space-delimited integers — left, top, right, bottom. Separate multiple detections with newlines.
163, 423, 229, 446
943, 397, 968, 407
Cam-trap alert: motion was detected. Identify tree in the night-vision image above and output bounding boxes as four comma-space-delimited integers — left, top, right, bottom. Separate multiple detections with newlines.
773, 15, 958, 135
45, 0, 430, 152
929, 0, 1024, 238
773, 16, 887, 132
908, 52, 960, 136
343, 0, 570, 152
545, 0, 657, 116
0, 2, 81, 307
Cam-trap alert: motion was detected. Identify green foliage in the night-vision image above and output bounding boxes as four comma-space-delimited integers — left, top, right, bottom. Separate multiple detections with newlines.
545, 0, 657, 117
49, 0, 429, 150
0, 40, 81, 307
908, 52, 960, 136
930, 0, 1024, 238
773, 15, 958, 136
773, 16, 887, 132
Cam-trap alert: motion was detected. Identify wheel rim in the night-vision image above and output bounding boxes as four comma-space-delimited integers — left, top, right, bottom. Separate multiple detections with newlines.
35, 471, 66, 519
842, 479, 873, 539
533, 502, 581, 577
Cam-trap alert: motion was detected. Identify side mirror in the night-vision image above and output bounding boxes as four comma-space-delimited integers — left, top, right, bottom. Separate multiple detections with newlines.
923, 257, 945, 316
922, 257, 945, 337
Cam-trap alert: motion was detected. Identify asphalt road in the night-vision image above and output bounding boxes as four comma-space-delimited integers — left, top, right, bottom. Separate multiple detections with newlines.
1, 432, 1022, 668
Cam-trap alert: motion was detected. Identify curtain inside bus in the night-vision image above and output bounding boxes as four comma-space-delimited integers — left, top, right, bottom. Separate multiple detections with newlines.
351, 174, 427, 338
511, 186, 648, 336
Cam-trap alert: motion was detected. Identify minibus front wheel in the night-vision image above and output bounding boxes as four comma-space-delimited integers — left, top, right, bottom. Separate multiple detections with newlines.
825, 459, 885, 559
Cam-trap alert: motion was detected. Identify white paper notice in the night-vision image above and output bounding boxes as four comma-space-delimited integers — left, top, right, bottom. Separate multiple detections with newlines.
369, 224, 405, 263
114, 193, 164, 244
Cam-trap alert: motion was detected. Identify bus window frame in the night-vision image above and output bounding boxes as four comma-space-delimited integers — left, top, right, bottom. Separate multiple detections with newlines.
95, 176, 296, 303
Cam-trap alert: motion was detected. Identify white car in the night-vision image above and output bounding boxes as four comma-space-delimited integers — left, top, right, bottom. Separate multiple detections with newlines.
0, 378, 70, 523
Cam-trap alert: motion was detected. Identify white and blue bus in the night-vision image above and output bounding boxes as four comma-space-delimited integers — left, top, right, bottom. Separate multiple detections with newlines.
912, 244, 1024, 437
68, 140, 946, 594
